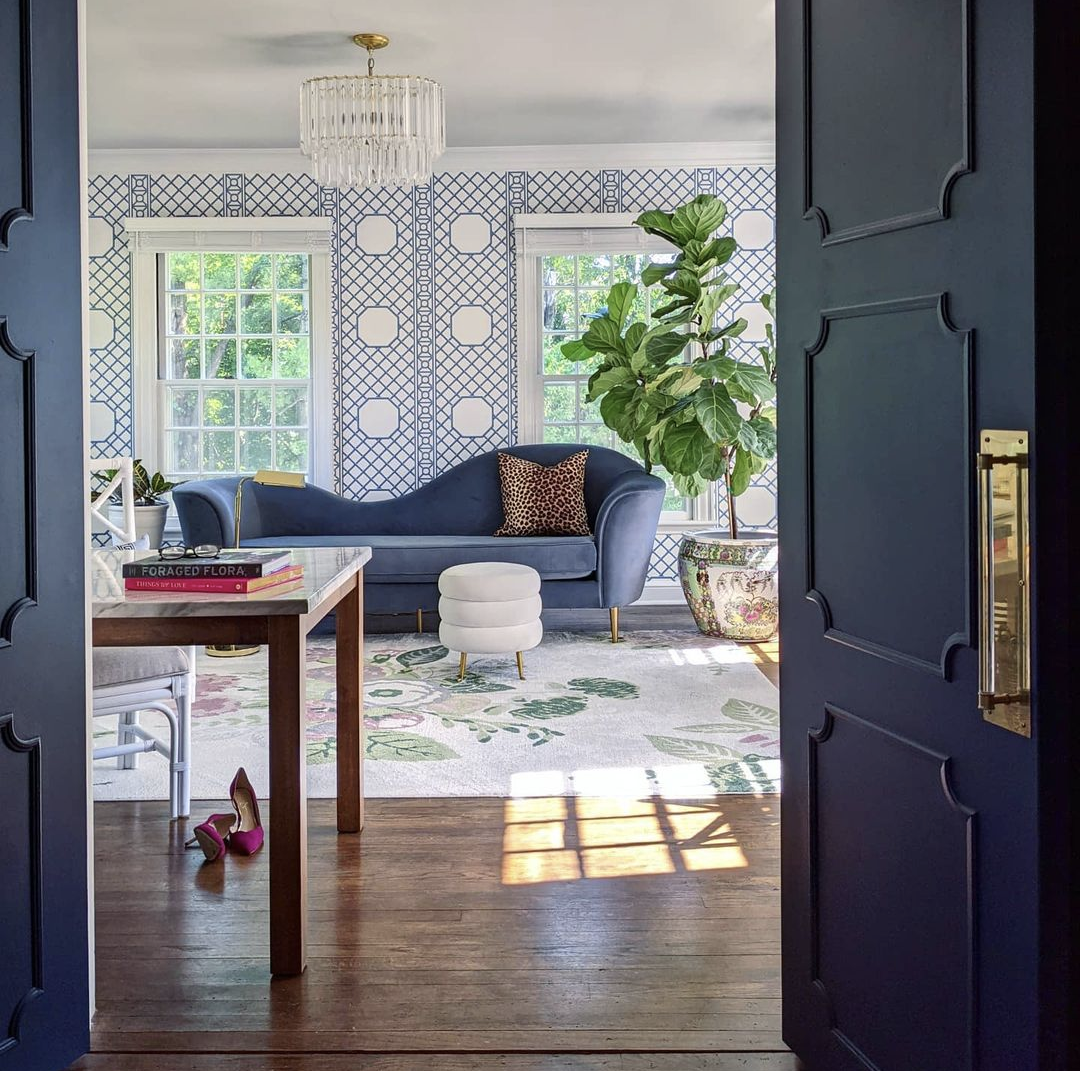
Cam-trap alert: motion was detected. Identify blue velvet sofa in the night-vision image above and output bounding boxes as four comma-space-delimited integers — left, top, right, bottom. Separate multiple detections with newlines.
173, 444, 665, 635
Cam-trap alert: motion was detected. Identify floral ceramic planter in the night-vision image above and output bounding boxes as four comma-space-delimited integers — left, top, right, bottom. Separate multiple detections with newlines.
678, 529, 779, 641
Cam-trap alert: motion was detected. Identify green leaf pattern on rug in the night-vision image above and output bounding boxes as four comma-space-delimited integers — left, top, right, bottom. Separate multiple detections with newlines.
395, 645, 449, 668
508, 697, 589, 720
719, 698, 778, 727
443, 672, 517, 695
705, 754, 778, 793
435, 712, 566, 746
567, 677, 639, 699
366, 730, 459, 761
646, 735, 741, 762
307, 739, 336, 765
432, 696, 588, 746
675, 723, 740, 734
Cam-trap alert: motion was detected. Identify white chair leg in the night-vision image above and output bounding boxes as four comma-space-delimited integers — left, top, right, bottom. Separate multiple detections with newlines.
116, 710, 139, 769
174, 677, 192, 820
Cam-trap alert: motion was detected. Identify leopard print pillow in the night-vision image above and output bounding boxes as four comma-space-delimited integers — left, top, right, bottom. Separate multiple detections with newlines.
494, 450, 591, 537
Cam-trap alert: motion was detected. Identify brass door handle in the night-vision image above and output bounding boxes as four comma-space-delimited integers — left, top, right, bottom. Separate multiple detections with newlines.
977, 430, 1031, 737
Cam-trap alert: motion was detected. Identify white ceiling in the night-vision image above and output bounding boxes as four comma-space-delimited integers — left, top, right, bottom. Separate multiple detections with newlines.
86, 0, 775, 150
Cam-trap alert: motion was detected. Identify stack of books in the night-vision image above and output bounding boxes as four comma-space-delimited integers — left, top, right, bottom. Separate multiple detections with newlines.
123, 550, 303, 595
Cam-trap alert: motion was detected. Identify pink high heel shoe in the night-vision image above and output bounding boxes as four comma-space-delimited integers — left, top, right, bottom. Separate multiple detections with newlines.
227, 767, 264, 855
185, 813, 236, 862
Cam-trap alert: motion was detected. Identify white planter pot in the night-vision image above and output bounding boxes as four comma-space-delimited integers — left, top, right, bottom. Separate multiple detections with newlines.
678, 529, 779, 641
110, 503, 169, 550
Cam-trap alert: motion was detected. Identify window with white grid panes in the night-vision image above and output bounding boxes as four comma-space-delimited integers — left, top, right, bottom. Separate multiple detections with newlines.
539, 252, 689, 517
158, 252, 312, 480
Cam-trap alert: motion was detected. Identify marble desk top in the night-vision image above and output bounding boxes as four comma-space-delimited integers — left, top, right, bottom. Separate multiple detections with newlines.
91, 546, 371, 619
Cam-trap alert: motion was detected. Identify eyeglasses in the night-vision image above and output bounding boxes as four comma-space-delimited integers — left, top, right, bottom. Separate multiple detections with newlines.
158, 544, 221, 561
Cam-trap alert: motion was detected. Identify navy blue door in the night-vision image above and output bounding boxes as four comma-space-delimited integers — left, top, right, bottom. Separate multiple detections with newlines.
0, 0, 89, 1068
776, 1, 1076, 1068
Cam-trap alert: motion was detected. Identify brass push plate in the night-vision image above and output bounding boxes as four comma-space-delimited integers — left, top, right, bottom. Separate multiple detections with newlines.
977, 430, 1031, 737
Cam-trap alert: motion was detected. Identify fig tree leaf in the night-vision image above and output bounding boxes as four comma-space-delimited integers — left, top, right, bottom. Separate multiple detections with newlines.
694, 384, 742, 444
670, 195, 728, 243
660, 421, 709, 475
729, 447, 752, 496
635, 210, 678, 241
561, 338, 593, 363
587, 365, 634, 400
641, 259, 679, 286
582, 316, 626, 356
726, 362, 775, 405
646, 331, 690, 364
606, 282, 637, 330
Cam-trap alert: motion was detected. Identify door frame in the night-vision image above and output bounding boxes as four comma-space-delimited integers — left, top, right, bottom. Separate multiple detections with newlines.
1031, 2, 1080, 1062
77, 0, 97, 1028
68, 1, 1080, 1064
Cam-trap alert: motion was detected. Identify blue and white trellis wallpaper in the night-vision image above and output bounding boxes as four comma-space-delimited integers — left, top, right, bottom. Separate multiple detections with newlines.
87, 164, 775, 584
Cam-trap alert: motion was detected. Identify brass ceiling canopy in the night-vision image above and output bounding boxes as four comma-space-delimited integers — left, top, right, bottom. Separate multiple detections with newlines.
352, 33, 390, 51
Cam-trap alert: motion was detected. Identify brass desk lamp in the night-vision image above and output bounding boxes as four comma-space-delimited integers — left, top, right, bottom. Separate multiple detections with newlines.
205, 469, 307, 658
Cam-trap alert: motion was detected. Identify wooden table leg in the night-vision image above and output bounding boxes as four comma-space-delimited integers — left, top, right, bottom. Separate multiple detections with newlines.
336, 575, 365, 833
268, 615, 307, 976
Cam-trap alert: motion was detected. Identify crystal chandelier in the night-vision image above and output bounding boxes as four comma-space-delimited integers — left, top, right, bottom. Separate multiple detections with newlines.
300, 33, 445, 191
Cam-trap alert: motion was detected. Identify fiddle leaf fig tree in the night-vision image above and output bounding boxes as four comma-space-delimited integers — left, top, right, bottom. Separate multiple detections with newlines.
560, 194, 776, 539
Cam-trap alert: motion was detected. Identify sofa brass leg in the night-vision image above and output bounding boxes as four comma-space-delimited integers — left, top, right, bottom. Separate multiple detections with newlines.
516, 651, 525, 681
610, 607, 622, 644
416, 608, 423, 634
458, 652, 468, 681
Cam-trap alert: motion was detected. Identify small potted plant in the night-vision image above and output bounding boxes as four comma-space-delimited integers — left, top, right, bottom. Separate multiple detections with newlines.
561, 193, 778, 640
95, 460, 182, 549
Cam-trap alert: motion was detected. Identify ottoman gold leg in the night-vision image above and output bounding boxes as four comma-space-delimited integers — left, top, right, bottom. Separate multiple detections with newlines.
416, 608, 423, 634
458, 652, 468, 681
516, 651, 525, 680
610, 607, 622, 644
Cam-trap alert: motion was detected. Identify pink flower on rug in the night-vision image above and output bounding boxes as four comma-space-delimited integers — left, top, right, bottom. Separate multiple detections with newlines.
194, 677, 248, 698
740, 733, 780, 753
192, 697, 240, 718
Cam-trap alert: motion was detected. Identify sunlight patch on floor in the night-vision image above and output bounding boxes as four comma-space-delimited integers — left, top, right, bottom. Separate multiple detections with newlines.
500, 794, 751, 885
667, 645, 755, 667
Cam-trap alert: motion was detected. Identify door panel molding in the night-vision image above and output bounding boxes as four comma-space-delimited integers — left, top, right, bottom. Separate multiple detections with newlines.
0, 0, 35, 249
0, 712, 44, 1056
0, 317, 38, 648
802, 0, 972, 246
807, 704, 977, 1071
804, 293, 971, 677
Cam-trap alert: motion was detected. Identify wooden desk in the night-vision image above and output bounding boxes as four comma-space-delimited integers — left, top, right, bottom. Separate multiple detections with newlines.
91, 546, 371, 976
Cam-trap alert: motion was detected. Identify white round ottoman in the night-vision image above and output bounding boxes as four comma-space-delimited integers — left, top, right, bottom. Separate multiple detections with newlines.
438, 562, 543, 680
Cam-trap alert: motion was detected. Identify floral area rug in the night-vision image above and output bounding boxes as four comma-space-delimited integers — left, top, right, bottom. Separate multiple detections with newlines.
91, 630, 780, 800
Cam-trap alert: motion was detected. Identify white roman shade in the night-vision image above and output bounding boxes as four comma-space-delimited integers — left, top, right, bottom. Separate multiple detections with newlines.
123, 216, 334, 254
513, 213, 673, 256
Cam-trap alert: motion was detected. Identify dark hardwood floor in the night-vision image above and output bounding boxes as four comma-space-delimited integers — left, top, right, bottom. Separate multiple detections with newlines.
72, 612, 790, 1071
72, 792, 792, 1070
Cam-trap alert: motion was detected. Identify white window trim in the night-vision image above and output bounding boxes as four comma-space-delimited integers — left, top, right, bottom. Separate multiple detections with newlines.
514, 213, 716, 531
126, 217, 335, 508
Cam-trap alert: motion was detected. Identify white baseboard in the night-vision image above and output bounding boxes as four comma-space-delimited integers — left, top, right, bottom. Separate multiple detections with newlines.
632, 581, 685, 606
